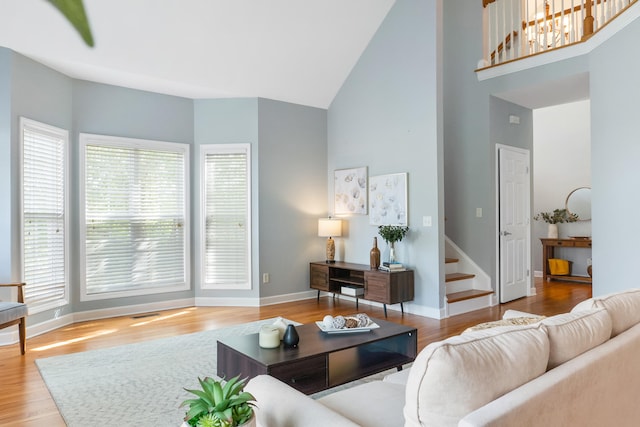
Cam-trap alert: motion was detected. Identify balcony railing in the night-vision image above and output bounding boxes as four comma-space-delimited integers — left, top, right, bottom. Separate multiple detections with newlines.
481, 0, 637, 67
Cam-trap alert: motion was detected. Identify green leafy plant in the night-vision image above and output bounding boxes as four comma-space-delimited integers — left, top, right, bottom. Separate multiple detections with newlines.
181, 376, 256, 427
533, 208, 579, 224
377, 225, 409, 244
46, 0, 94, 46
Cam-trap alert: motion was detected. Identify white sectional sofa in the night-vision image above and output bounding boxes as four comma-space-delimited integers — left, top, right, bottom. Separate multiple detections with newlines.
246, 289, 640, 426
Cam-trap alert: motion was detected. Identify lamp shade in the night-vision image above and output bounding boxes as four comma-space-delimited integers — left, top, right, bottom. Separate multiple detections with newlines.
318, 218, 342, 237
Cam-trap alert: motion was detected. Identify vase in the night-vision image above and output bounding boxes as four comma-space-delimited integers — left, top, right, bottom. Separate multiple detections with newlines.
180, 413, 256, 427
370, 237, 381, 269
271, 317, 287, 340
389, 241, 397, 263
547, 223, 559, 239
282, 324, 299, 348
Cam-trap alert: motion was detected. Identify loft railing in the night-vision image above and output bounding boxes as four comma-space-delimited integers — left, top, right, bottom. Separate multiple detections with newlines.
481, 0, 637, 67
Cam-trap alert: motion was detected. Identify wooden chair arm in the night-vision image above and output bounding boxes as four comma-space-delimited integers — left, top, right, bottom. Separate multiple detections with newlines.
0, 283, 26, 303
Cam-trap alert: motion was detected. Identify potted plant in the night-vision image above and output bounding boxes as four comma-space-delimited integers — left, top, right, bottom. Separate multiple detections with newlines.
180, 375, 256, 427
533, 208, 578, 238
377, 225, 409, 263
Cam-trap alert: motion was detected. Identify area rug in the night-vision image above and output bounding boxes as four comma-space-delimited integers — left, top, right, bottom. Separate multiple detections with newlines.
36, 318, 299, 427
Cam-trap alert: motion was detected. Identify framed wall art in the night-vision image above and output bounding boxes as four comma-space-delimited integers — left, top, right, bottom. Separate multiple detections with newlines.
369, 173, 407, 225
334, 167, 367, 215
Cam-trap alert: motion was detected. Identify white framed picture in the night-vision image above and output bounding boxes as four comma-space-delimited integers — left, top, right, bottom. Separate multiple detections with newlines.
334, 167, 367, 215
369, 173, 407, 225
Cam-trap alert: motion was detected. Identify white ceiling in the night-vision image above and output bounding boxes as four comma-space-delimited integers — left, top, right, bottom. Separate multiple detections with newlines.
0, 0, 396, 109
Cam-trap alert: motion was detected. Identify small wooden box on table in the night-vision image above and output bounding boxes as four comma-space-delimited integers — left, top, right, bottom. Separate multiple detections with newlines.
217, 318, 417, 395
310, 261, 414, 316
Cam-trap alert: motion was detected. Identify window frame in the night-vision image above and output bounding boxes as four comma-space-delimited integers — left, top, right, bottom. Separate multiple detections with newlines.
19, 117, 70, 314
200, 143, 252, 290
79, 133, 191, 301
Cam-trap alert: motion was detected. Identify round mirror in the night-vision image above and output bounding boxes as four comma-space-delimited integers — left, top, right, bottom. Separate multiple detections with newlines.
566, 187, 591, 221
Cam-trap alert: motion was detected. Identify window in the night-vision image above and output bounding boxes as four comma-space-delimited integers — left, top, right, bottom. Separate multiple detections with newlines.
80, 134, 190, 300
201, 144, 251, 289
20, 118, 69, 313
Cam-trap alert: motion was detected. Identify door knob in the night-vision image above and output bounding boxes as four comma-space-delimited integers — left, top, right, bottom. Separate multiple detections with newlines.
500, 231, 512, 236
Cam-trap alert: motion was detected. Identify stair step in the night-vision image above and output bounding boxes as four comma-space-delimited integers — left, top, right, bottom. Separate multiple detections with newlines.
447, 289, 493, 303
445, 257, 459, 264
445, 272, 475, 282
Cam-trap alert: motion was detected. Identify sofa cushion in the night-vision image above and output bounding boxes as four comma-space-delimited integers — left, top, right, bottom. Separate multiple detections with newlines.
318, 381, 405, 427
572, 288, 640, 337
541, 308, 612, 369
403, 324, 549, 427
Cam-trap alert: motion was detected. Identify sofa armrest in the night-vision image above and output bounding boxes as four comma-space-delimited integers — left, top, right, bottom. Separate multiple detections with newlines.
246, 375, 359, 427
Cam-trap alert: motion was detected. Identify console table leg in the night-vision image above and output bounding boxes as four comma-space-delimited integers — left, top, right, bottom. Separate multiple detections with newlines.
401, 302, 404, 314
317, 290, 320, 301
383, 304, 387, 317
356, 298, 359, 309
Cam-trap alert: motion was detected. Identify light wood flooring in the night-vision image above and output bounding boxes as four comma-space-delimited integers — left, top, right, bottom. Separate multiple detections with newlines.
0, 279, 591, 426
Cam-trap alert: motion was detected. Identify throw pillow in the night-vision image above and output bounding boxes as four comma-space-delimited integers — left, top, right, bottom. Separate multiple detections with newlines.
463, 316, 542, 333
572, 288, 640, 337
541, 308, 612, 370
404, 324, 549, 427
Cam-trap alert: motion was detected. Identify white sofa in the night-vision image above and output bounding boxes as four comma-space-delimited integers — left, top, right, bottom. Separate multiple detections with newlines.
246, 289, 640, 426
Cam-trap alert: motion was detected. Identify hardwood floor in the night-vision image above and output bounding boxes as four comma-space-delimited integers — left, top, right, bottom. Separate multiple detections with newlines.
0, 279, 591, 426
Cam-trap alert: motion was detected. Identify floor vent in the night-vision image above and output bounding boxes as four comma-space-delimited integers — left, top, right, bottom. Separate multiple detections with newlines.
131, 313, 159, 319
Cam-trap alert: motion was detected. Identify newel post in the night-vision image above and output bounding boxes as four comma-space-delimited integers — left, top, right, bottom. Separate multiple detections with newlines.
583, 0, 594, 40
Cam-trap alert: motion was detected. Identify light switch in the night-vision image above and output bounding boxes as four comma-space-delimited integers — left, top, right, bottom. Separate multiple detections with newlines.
423, 216, 432, 227
476, 208, 483, 218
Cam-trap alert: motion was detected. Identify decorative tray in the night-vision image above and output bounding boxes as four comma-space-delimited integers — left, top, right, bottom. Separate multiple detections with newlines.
315, 320, 380, 334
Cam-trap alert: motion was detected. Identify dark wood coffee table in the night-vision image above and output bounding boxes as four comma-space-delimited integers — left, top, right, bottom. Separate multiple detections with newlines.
217, 318, 417, 394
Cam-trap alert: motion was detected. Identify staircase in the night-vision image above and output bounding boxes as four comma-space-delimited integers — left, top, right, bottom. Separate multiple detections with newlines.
444, 237, 495, 317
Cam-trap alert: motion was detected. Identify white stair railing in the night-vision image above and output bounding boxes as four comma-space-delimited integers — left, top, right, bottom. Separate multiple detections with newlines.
481, 0, 637, 67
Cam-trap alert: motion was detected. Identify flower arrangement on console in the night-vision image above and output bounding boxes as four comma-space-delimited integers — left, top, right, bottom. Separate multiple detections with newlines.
533, 209, 578, 224
377, 225, 409, 263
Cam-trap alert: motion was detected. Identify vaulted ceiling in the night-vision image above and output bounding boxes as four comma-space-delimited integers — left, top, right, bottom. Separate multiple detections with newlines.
0, 0, 396, 109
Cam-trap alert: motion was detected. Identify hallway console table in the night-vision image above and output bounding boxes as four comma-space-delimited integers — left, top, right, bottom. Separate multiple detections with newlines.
540, 238, 592, 284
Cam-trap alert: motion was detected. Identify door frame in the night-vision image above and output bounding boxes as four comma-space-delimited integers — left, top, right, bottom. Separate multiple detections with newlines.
495, 144, 535, 303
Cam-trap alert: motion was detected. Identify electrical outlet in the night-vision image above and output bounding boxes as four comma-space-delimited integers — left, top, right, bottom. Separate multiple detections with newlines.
476, 208, 483, 218
262, 273, 270, 284
422, 216, 432, 227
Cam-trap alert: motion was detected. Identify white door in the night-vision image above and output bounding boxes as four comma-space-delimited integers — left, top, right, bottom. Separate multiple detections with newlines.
498, 145, 531, 303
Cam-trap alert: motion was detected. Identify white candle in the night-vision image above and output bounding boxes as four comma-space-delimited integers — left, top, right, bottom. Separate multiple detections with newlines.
259, 326, 280, 348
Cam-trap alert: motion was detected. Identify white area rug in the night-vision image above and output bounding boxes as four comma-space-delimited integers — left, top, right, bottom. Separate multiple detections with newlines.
36, 318, 297, 427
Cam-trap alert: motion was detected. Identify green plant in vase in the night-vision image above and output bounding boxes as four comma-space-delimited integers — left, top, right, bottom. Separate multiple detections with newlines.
377, 225, 409, 263
533, 208, 578, 239
181, 375, 256, 427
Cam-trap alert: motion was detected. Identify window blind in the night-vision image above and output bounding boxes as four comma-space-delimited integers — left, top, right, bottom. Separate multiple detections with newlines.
21, 118, 69, 311
202, 145, 251, 289
82, 137, 188, 297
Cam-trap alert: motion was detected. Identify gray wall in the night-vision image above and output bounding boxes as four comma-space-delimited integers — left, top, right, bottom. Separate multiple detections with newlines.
3, 51, 74, 322
0, 49, 12, 285
444, 0, 589, 289
193, 98, 259, 299
71, 80, 195, 313
257, 98, 327, 298
445, 0, 640, 298
590, 16, 640, 295
328, 0, 444, 315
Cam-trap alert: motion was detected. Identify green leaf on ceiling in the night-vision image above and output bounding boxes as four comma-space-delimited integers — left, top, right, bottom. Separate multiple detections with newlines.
47, 0, 94, 47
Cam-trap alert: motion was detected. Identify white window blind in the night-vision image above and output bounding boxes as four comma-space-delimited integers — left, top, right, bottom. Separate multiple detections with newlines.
201, 144, 251, 289
80, 134, 189, 299
20, 118, 69, 312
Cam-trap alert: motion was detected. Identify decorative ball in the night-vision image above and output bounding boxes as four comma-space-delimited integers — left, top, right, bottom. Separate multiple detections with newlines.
345, 318, 358, 328
332, 315, 346, 329
322, 315, 334, 329
356, 313, 370, 327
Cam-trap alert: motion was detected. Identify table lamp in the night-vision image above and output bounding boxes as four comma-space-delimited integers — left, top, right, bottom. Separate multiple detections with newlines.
318, 218, 342, 263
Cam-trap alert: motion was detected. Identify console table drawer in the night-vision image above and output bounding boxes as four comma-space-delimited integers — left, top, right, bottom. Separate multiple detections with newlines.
310, 264, 330, 291
270, 355, 327, 394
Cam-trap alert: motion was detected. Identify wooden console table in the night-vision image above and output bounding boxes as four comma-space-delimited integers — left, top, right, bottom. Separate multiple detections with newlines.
310, 261, 414, 317
540, 238, 592, 284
